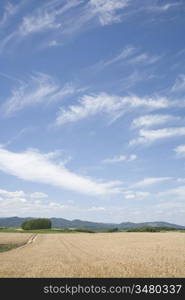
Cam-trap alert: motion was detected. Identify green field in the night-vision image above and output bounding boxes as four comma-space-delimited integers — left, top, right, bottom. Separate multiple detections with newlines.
0, 244, 20, 253
0, 226, 184, 235
0, 227, 94, 234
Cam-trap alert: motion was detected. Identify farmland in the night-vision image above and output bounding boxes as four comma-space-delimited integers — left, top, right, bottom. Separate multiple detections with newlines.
0, 232, 34, 245
0, 232, 35, 253
0, 232, 184, 278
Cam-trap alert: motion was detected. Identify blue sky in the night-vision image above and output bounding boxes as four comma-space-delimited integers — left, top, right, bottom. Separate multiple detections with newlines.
0, 0, 185, 225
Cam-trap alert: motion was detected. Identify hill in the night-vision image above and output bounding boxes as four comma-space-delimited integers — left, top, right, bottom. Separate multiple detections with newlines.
0, 217, 184, 230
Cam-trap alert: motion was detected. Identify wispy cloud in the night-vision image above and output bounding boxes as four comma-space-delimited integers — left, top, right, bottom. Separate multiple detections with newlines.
91, 46, 136, 72
0, 0, 183, 53
89, 0, 129, 25
90, 46, 161, 75
0, 0, 130, 52
171, 74, 185, 93
105, 46, 136, 66
0, 0, 84, 52
102, 154, 137, 164
131, 114, 180, 128
124, 191, 150, 199
0, 188, 48, 200
19, 0, 83, 36
127, 52, 160, 65
130, 127, 185, 145
146, 2, 182, 13
158, 185, 185, 201
55, 93, 170, 126
19, 12, 61, 37
2, 73, 81, 116
133, 177, 172, 187
0, 1, 21, 28
0, 127, 34, 148
0, 187, 108, 217
174, 144, 185, 157
120, 70, 152, 90
29, 192, 48, 199
0, 71, 20, 82
0, 148, 123, 196
87, 206, 106, 211
0, 189, 26, 199
0, 188, 71, 217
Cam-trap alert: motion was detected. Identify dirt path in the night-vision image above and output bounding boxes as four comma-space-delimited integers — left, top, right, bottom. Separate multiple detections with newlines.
0, 232, 184, 277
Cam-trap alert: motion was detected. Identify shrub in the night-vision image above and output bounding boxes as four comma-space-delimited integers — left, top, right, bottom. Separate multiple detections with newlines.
73, 228, 95, 233
106, 227, 119, 232
126, 226, 177, 232
21, 218, 51, 230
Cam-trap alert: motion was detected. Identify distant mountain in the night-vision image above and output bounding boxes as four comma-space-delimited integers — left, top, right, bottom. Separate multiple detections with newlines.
0, 217, 184, 230
0, 217, 33, 228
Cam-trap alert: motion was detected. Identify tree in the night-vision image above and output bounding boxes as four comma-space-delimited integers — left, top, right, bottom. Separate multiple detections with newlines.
107, 227, 119, 232
21, 218, 51, 230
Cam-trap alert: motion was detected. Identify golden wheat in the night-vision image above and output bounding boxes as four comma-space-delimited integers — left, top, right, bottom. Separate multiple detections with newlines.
0, 232, 184, 278
0, 232, 34, 245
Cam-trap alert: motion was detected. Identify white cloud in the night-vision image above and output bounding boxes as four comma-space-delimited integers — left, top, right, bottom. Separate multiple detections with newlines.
90, 46, 136, 72
0, 2, 21, 27
104, 46, 136, 66
56, 93, 170, 126
0, 187, 108, 217
29, 192, 48, 199
130, 127, 185, 145
0, 189, 26, 199
19, 0, 82, 36
0, 189, 48, 200
146, 2, 182, 13
102, 154, 137, 164
124, 191, 150, 199
133, 177, 172, 187
121, 71, 153, 90
132, 114, 180, 128
128, 53, 160, 65
158, 185, 185, 201
171, 74, 185, 93
0, 148, 122, 196
89, 0, 129, 25
176, 178, 185, 183
91, 47, 161, 75
0, 127, 34, 148
2, 73, 80, 116
155, 201, 185, 210
19, 12, 60, 36
0, 0, 129, 52
87, 206, 105, 211
174, 144, 185, 157
0, 1, 82, 51
48, 40, 62, 47
0, 188, 70, 217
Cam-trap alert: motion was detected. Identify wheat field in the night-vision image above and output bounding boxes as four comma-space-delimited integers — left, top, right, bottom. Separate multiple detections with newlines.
0, 232, 34, 245
0, 232, 184, 278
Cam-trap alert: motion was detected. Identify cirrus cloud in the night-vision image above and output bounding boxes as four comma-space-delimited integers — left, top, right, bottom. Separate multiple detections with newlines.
133, 177, 172, 187
130, 127, 185, 145
0, 148, 123, 196
55, 93, 170, 126
131, 114, 180, 128
102, 154, 137, 164
2, 72, 81, 116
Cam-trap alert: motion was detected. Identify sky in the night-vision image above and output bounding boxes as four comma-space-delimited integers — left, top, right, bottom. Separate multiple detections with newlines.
0, 0, 185, 225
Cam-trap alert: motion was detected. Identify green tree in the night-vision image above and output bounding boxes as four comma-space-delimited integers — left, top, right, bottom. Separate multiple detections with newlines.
21, 218, 51, 230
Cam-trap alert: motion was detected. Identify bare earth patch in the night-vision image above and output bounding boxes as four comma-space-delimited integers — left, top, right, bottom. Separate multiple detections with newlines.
0, 232, 184, 278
